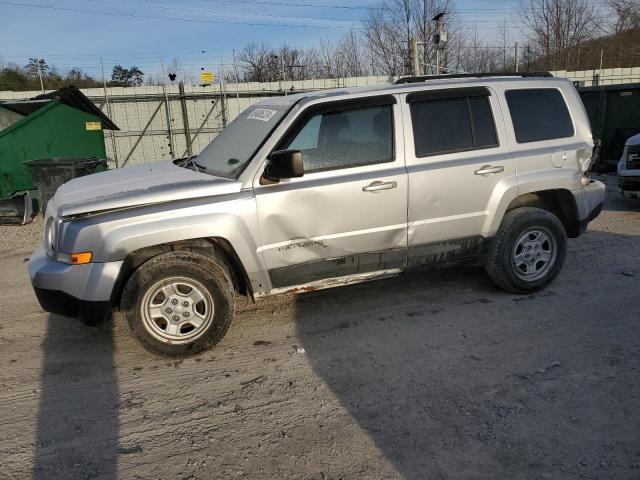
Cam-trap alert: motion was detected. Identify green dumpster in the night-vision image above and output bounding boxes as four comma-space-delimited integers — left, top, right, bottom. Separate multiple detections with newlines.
578, 83, 640, 171
0, 86, 118, 223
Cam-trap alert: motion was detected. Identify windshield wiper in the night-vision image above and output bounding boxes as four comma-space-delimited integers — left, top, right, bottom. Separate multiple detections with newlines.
180, 156, 209, 173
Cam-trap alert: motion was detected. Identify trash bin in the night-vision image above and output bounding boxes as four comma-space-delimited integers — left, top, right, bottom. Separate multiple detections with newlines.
25, 157, 107, 213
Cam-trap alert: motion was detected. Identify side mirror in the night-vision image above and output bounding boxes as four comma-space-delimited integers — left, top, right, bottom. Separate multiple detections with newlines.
263, 150, 304, 181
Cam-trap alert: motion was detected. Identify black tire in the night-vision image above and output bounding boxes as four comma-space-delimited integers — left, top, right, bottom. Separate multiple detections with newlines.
120, 251, 235, 357
485, 207, 567, 294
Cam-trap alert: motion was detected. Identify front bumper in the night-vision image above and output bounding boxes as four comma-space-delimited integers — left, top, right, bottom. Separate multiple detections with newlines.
28, 246, 123, 323
32, 286, 111, 324
618, 174, 640, 192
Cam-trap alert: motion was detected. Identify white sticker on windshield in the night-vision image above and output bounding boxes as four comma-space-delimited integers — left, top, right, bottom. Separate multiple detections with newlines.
247, 108, 277, 122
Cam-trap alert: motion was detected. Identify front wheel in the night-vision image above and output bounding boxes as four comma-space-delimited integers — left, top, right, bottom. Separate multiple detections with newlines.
120, 251, 235, 357
485, 207, 567, 294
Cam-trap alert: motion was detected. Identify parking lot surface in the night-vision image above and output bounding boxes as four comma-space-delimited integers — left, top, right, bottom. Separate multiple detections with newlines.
0, 174, 639, 480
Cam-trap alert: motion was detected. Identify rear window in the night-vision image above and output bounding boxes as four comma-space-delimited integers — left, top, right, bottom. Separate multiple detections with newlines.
505, 88, 574, 143
409, 95, 498, 157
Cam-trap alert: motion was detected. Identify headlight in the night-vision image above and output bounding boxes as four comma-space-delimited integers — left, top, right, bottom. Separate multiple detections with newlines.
44, 216, 56, 258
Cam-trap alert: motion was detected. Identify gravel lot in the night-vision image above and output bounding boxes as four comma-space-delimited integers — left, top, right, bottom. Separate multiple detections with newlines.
0, 174, 639, 480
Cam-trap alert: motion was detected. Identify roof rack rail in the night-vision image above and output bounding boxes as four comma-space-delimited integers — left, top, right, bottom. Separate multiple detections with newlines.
395, 72, 553, 84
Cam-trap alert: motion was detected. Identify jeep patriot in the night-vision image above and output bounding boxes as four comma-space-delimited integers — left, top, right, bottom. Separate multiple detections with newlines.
29, 74, 605, 356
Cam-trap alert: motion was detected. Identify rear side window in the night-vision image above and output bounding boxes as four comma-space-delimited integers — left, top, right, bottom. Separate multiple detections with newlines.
505, 88, 574, 143
409, 95, 498, 157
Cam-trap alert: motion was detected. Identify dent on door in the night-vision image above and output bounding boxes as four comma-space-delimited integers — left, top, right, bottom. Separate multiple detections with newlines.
257, 177, 408, 288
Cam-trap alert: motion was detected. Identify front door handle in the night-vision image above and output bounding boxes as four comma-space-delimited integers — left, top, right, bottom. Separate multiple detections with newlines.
362, 180, 397, 193
474, 165, 504, 176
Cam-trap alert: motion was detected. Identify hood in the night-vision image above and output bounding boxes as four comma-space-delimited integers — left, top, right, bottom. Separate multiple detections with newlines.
626, 132, 640, 146
53, 160, 242, 217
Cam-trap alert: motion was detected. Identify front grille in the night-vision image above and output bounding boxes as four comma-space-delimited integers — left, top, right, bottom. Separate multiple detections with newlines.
627, 144, 640, 169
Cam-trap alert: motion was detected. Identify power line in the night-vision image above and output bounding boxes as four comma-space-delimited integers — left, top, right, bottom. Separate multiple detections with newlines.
195, 0, 532, 13
83, 0, 364, 23
0, 0, 363, 29
80, 0, 521, 24
198, 0, 379, 10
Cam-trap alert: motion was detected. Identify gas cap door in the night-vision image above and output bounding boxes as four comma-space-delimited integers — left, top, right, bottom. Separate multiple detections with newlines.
551, 149, 567, 168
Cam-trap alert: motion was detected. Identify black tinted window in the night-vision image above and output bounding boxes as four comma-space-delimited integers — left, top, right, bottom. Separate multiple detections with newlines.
287, 105, 393, 172
505, 88, 574, 143
469, 97, 498, 147
410, 96, 498, 157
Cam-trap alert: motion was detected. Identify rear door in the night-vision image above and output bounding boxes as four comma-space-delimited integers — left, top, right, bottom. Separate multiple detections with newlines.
402, 86, 516, 265
253, 95, 408, 288
502, 86, 585, 186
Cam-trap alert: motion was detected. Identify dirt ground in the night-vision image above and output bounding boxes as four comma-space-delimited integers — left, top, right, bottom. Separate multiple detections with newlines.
0, 174, 639, 480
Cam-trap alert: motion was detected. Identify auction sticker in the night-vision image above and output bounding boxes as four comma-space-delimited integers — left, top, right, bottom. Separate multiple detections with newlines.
247, 108, 277, 122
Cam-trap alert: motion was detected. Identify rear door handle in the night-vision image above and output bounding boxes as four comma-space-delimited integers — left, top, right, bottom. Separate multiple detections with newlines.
362, 180, 397, 193
474, 165, 504, 176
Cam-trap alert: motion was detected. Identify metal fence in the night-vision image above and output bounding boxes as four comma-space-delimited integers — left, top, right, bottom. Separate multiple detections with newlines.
86, 76, 394, 168
2, 68, 640, 167
98, 85, 238, 168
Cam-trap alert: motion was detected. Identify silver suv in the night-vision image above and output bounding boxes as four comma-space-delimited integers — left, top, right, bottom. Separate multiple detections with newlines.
29, 74, 605, 357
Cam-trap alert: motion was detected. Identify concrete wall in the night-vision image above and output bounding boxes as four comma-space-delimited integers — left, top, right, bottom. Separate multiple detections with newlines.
0, 70, 638, 166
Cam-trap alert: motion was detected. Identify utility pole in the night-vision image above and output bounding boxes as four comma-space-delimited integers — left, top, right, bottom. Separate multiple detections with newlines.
432, 12, 447, 75
411, 37, 420, 76
160, 56, 175, 160
271, 54, 287, 94
599, 48, 604, 74
100, 57, 119, 168
37, 58, 45, 93
218, 56, 228, 126
514, 42, 519, 73
178, 82, 192, 157
281, 56, 287, 95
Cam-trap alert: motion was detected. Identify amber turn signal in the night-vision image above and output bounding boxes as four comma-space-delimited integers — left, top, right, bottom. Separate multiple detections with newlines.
70, 252, 93, 264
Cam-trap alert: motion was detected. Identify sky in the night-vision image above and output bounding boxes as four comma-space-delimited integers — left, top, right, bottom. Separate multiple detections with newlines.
0, 0, 522, 79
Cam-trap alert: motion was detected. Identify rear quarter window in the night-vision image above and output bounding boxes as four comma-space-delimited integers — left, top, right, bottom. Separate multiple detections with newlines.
505, 88, 574, 143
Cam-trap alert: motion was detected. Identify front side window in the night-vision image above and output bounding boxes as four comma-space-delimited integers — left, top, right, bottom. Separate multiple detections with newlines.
409, 95, 498, 157
285, 104, 394, 173
505, 88, 574, 143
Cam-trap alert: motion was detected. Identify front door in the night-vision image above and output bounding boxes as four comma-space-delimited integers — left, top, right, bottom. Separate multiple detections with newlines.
253, 95, 408, 288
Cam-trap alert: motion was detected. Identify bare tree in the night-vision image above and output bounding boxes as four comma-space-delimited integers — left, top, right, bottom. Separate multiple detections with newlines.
606, 0, 640, 33
336, 31, 368, 77
234, 43, 275, 82
363, 0, 460, 76
457, 26, 502, 73
520, 0, 599, 70
363, 7, 406, 76
231, 35, 370, 84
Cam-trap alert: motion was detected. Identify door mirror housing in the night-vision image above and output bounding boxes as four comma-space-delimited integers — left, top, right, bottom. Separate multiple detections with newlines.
263, 150, 304, 181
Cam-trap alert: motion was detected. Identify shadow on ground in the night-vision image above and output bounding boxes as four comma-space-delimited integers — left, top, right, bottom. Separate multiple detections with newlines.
33, 315, 119, 479
295, 231, 640, 479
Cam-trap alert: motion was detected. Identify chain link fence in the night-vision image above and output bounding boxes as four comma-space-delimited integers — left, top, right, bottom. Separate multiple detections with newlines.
3, 68, 640, 167
92, 75, 393, 168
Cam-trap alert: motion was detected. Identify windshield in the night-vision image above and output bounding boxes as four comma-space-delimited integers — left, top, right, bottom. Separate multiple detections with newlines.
196, 103, 291, 179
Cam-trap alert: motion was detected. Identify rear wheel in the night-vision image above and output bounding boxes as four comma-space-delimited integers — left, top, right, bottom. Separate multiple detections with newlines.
120, 251, 235, 357
485, 207, 567, 294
